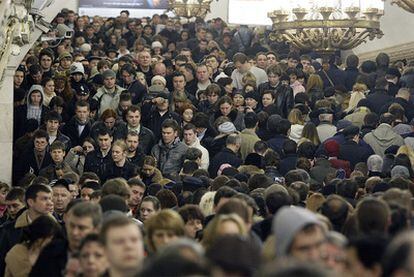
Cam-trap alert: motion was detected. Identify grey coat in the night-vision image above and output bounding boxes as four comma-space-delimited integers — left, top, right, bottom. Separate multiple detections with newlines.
151, 138, 188, 177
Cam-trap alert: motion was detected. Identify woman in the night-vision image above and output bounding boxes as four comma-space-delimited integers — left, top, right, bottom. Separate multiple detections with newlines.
145, 209, 186, 253
179, 101, 197, 126
141, 156, 163, 186
306, 74, 324, 109
53, 73, 73, 102
139, 196, 161, 223
212, 96, 245, 131
65, 137, 96, 175
176, 29, 190, 50
345, 83, 368, 113
301, 121, 321, 146
198, 84, 221, 115
41, 78, 56, 107
5, 216, 61, 277
201, 214, 247, 250
106, 140, 138, 180
244, 91, 262, 113
233, 91, 245, 112
288, 108, 305, 143
78, 234, 108, 277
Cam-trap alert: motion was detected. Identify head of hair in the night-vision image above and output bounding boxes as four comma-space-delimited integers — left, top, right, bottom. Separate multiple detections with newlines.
101, 178, 131, 199
21, 215, 62, 248
69, 201, 103, 228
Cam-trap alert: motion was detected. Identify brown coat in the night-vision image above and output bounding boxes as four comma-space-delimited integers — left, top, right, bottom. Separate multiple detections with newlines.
5, 244, 31, 277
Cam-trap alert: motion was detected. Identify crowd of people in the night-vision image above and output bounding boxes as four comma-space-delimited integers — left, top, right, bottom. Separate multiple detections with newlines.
2, 7, 414, 276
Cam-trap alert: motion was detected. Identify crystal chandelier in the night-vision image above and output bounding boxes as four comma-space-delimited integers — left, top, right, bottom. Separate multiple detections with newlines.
167, 0, 216, 19
268, 0, 385, 55
391, 0, 414, 13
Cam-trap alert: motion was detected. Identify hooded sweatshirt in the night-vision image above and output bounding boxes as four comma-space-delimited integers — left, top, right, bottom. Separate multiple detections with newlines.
26, 85, 44, 124
363, 123, 404, 157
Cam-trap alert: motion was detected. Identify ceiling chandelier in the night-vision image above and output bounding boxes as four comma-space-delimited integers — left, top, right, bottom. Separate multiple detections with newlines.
268, 0, 385, 55
391, 0, 414, 13
167, 0, 216, 19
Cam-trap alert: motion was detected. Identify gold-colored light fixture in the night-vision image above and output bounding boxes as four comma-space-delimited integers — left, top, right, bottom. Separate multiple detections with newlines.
268, 1, 385, 55
391, 0, 414, 13
167, 0, 216, 19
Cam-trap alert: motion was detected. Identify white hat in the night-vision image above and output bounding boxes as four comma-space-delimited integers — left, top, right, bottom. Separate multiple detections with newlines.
80, 43, 91, 53
70, 62, 84, 75
151, 41, 163, 49
151, 75, 167, 86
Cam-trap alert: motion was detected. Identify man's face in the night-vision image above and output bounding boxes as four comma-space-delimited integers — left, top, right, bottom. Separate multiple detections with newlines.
119, 100, 132, 113
256, 54, 267, 69
14, 71, 24, 87
152, 229, 179, 251
32, 72, 43, 84
235, 61, 248, 74
288, 58, 299, 68
196, 66, 209, 82
104, 117, 116, 130
183, 129, 196, 145
68, 184, 79, 199
121, 71, 134, 85
103, 77, 116, 89
46, 120, 60, 134
153, 64, 167, 76
290, 225, 326, 262
128, 185, 145, 207
268, 74, 280, 86
301, 59, 311, 71
162, 127, 177, 145
61, 57, 73, 69
197, 29, 206, 40
126, 111, 141, 128
76, 106, 89, 123
98, 134, 113, 151
28, 191, 53, 215
6, 199, 25, 219
199, 41, 208, 51
40, 55, 53, 70
173, 76, 186, 91
180, 50, 192, 61
80, 242, 108, 277
105, 224, 144, 273
267, 54, 277, 65
51, 149, 65, 163
206, 57, 219, 71
52, 186, 71, 214
138, 51, 151, 67
185, 219, 203, 239
126, 135, 139, 152
66, 214, 97, 250
34, 137, 48, 152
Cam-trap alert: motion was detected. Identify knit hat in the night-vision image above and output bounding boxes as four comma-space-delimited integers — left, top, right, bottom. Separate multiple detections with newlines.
393, 124, 412, 135
156, 92, 169, 100
59, 52, 72, 61
218, 122, 237, 134
244, 91, 261, 103
151, 75, 167, 86
173, 93, 187, 102
80, 43, 91, 53
151, 41, 163, 49
149, 85, 166, 94
102, 69, 116, 79
70, 62, 84, 75
324, 139, 340, 157
182, 176, 204, 192
336, 119, 352, 131
244, 153, 262, 168
386, 67, 401, 78
391, 165, 410, 179
273, 206, 321, 256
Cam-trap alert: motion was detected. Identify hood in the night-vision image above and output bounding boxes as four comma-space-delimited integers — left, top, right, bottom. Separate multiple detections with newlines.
289, 124, 304, 142
371, 124, 400, 146
27, 84, 44, 106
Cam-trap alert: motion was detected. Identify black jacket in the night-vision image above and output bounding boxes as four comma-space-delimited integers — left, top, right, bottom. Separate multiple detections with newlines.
30, 239, 68, 277
259, 82, 294, 118
366, 89, 394, 114
13, 146, 52, 184
60, 117, 92, 147
141, 105, 181, 142
116, 125, 156, 155
209, 147, 242, 178
344, 67, 359, 92
105, 161, 138, 180
84, 150, 113, 181
339, 140, 374, 169
14, 104, 49, 141
118, 79, 148, 105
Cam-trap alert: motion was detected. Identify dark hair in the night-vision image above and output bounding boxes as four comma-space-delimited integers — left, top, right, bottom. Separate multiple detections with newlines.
120, 63, 136, 76
364, 112, 379, 128
33, 129, 49, 140
244, 112, 258, 129
266, 190, 292, 214
141, 195, 161, 211
283, 140, 297, 155
162, 119, 180, 132
70, 202, 103, 228
79, 233, 103, 252
45, 111, 62, 123
213, 186, 237, 207
156, 189, 178, 209
178, 204, 205, 223
25, 184, 52, 205
185, 148, 202, 161
76, 99, 90, 111
5, 187, 25, 202
21, 215, 61, 248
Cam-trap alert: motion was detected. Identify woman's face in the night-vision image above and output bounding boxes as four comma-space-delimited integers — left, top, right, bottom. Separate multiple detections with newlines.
244, 85, 255, 93
245, 98, 258, 109
152, 229, 179, 252
83, 141, 95, 154
141, 164, 155, 177
233, 94, 245, 107
152, 80, 165, 88
137, 75, 146, 86
139, 201, 156, 222
79, 242, 108, 277
103, 116, 116, 130
182, 108, 194, 123
262, 93, 274, 107
220, 102, 232, 116
111, 145, 126, 163
207, 93, 219, 104
14, 71, 24, 87
224, 83, 233, 94
181, 32, 189, 41
44, 80, 55, 94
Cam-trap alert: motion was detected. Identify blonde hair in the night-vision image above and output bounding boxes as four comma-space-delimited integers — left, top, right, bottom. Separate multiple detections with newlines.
199, 191, 216, 216
397, 145, 414, 168
201, 213, 247, 249
242, 72, 257, 87
306, 74, 323, 93
306, 193, 326, 213
112, 140, 127, 152
288, 108, 304, 125
346, 91, 366, 112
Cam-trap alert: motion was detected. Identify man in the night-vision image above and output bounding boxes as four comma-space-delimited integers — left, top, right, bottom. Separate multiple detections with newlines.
142, 92, 181, 142
273, 206, 325, 262
57, 52, 73, 74
30, 202, 102, 276
14, 129, 52, 184
187, 27, 207, 50
84, 128, 114, 181
127, 178, 146, 216
316, 108, 337, 143
209, 134, 243, 178
192, 39, 209, 63
266, 51, 278, 66
363, 113, 404, 157
3, 187, 25, 224
45, 111, 71, 150
93, 69, 124, 116
195, 63, 212, 94
61, 100, 92, 147
39, 140, 72, 181
231, 52, 267, 91
125, 131, 145, 167
240, 112, 260, 160
205, 54, 222, 81
159, 19, 179, 43
120, 105, 155, 154
381, 88, 414, 122
137, 50, 154, 85
365, 77, 393, 115
39, 49, 54, 78
119, 63, 148, 104
183, 124, 209, 170
0, 185, 53, 275
171, 72, 195, 102
80, 181, 101, 201
51, 179, 72, 222
151, 119, 188, 178
266, 117, 291, 156
100, 215, 144, 276
255, 52, 268, 70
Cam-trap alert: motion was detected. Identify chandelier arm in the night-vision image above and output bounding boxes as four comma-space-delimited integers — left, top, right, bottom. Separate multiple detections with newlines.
401, 0, 414, 11
339, 30, 371, 49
